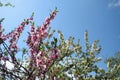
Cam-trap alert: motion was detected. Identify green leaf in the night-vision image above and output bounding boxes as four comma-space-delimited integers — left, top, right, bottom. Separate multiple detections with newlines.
99, 69, 105, 74
22, 48, 28, 54
40, 44, 45, 52
51, 41, 55, 48
32, 12, 34, 17
54, 37, 57, 43
5, 2, 14, 7
4, 51, 8, 56
18, 58, 21, 62
0, 2, 3, 7
0, 18, 5, 24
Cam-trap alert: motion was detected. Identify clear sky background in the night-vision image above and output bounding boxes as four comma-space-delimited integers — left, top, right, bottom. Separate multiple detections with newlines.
0, 0, 120, 70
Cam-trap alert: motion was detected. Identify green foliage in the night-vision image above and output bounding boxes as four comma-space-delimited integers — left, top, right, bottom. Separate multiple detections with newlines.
0, 18, 4, 24
0, 2, 3, 7
5, 2, 14, 7
44, 30, 120, 79
0, 1, 14, 7
105, 51, 120, 77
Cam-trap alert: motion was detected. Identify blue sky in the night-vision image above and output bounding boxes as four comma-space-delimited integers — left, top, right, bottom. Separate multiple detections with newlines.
0, 0, 120, 70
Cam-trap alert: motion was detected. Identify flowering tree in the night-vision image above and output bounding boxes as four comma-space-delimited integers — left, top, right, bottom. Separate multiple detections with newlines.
0, 8, 120, 80
105, 51, 120, 78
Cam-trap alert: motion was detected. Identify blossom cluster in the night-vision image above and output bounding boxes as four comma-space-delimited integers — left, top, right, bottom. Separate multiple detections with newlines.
36, 48, 59, 77
0, 9, 62, 79
0, 24, 14, 41
26, 9, 59, 77
0, 14, 34, 63
9, 16, 34, 52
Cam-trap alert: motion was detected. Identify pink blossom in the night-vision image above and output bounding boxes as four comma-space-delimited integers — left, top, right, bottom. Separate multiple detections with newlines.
26, 34, 31, 45
37, 51, 45, 57
31, 34, 37, 41
3, 56, 9, 61
10, 42, 18, 52
30, 26, 35, 33
50, 53, 58, 59
33, 41, 39, 47
42, 65, 47, 70
41, 31, 48, 39
25, 19, 29, 25
45, 17, 50, 25
30, 52, 34, 63
43, 56, 47, 63
29, 17, 33, 20
40, 25, 45, 31
0, 24, 2, 37
36, 59, 42, 67
47, 59, 51, 64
